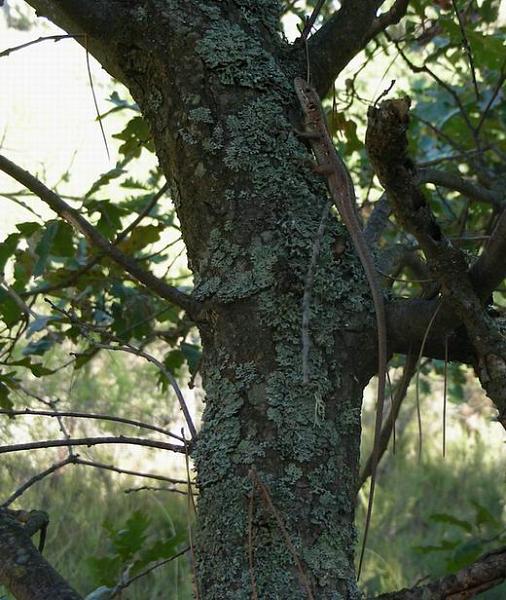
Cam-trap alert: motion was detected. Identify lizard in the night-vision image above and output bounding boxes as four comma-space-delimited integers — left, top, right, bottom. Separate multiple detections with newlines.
294, 76, 387, 578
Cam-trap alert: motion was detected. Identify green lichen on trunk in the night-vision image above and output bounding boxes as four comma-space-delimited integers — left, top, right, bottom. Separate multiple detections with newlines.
117, 1, 380, 597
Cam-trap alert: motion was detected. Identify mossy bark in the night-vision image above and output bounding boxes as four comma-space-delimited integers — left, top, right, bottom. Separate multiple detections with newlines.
114, 2, 380, 597
27, 1, 383, 597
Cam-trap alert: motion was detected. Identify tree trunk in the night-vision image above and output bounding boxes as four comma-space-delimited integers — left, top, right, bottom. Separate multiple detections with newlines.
21, 1, 384, 597
119, 6, 379, 597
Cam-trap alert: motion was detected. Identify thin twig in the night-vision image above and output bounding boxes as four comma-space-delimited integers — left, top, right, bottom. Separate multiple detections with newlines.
415, 302, 442, 462
300, 0, 327, 41
109, 546, 191, 598
451, 0, 479, 101
475, 59, 506, 136
123, 485, 189, 495
2, 456, 74, 507
0, 34, 84, 58
85, 35, 110, 160
1, 408, 184, 442
72, 458, 194, 485
0, 435, 185, 455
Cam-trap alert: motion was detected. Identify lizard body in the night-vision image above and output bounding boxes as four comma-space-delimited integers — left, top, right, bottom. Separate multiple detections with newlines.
294, 77, 387, 578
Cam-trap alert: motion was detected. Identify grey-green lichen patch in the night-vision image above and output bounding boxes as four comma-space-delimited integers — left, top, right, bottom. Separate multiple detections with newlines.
196, 22, 288, 90
193, 229, 277, 302
189, 107, 214, 124
203, 124, 224, 153
234, 0, 283, 33
284, 462, 303, 483
177, 128, 197, 145
234, 362, 258, 388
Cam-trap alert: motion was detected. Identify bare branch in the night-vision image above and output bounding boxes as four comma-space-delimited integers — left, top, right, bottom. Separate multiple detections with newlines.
366, 98, 506, 428
124, 485, 188, 495
0, 34, 83, 58
364, 0, 410, 45
418, 169, 503, 207
109, 546, 190, 599
0, 154, 200, 316
73, 457, 194, 485
300, 0, 327, 41
470, 208, 506, 301
304, 0, 382, 96
0, 435, 185, 455
0, 408, 184, 442
376, 547, 506, 599
2, 457, 74, 508
363, 193, 392, 246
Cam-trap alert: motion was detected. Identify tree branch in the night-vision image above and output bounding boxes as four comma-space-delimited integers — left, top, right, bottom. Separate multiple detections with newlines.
0, 435, 185, 455
470, 208, 506, 301
363, 0, 410, 45
0, 154, 201, 316
418, 169, 503, 207
0, 509, 82, 600
376, 547, 506, 599
366, 98, 506, 427
0, 407, 183, 443
363, 193, 392, 246
305, 0, 382, 96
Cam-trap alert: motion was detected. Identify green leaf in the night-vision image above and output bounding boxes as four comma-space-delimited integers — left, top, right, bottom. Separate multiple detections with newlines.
109, 511, 150, 561
16, 222, 41, 236
86, 555, 122, 588
113, 116, 154, 158
22, 336, 55, 357
0, 288, 23, 327
90, 202, 125, 239
0, 233, 20, 272
133, 529, 187, 572
471, 500, 500, 529
52, 222, 74, 257
181, 342, 201, 375
430, 512, 473, 533
413, 539, 460, 554
448, 540, 484, 572
26, 315, 58, 337
0, 381, 13, 410
118, 225, 162, 254
10, 357, 54, 377
84, 166, 126, 199
164, 350, 185, 373
34, 221, 59, 277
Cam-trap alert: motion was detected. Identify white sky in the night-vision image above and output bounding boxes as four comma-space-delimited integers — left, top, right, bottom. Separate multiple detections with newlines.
0, 3, 134, 234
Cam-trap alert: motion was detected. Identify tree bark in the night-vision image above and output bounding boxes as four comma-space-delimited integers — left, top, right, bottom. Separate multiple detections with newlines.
0, 510, 82, 600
